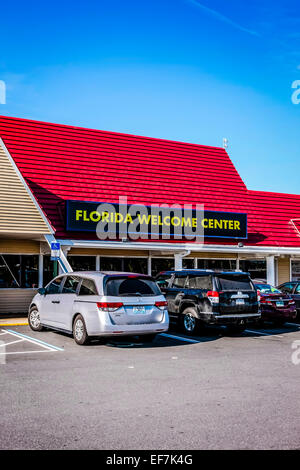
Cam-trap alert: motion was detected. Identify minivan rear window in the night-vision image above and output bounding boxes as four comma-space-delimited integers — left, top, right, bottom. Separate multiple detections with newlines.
217, 275, 253, 291
105, 276, 161, 297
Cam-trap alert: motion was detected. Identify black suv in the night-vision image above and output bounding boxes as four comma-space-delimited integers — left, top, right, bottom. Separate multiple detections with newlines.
156, 270, 260, 334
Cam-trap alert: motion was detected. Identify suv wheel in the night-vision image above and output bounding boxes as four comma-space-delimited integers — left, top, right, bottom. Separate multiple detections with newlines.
73, 314, 89, 345
28, 307, 43, 332
181, 307, 199, 335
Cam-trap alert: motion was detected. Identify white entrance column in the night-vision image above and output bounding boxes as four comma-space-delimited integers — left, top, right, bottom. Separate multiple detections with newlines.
147, 256, 152, 276
174, 254, 182, 271
266, 256, 276, 285
174, 251, 191, 271
96, 255, 100, 271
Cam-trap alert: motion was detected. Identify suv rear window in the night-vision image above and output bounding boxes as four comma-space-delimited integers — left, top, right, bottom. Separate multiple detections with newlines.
217, 275, 253, 291
105, 276, 161, 297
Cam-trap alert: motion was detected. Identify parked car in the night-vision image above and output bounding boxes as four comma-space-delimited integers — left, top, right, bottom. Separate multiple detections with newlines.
277, 281, 300, 319
155, 270, 260, 334
28, 272, 169, 345
253, 281, 297, 326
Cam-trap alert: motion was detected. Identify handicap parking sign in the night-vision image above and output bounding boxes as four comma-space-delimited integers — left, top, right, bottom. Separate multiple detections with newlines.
51, 242, 61, 260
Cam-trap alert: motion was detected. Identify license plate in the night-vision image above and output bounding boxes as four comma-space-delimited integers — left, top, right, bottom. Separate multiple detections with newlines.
133, 306, 146, 314
236, 299, 245, 305
276, 301, 284, 307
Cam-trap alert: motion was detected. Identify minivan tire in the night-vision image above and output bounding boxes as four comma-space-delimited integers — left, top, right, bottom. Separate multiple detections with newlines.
73, 314, 89, 345
28, 306, 44, 332
181, 307, 200, 335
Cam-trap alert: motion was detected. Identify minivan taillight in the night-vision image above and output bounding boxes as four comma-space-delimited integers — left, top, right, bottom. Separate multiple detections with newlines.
155, 300, 168, 310
207, 291, 219, 304
97, 302, 123, 312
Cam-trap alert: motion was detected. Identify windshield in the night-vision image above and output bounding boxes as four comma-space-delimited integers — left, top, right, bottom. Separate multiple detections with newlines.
105, 276, 161, 297
255, 284, 282, 294
217, 275, 253, 291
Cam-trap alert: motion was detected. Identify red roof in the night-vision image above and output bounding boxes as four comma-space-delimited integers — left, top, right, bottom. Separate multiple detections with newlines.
0, 115, 299, 247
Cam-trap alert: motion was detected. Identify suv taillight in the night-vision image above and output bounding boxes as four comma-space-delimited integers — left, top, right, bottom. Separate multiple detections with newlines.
97, 302, 123, 312
207, 291, 219, 304
155, 300, 168, 310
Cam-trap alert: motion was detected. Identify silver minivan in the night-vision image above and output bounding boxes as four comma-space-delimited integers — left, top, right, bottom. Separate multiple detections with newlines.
28, 271, 169, 345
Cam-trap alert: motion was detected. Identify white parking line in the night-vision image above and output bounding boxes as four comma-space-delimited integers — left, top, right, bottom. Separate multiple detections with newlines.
0, 339, 24, 347
159, 333, 199, 344
245, 329, 284, 338
0, 328, 64, 355
0, 350, 57, 356
4, 329, 64, 351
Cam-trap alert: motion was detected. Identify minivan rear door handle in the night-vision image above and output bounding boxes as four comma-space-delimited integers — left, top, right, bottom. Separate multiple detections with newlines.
51, 300, 60, 304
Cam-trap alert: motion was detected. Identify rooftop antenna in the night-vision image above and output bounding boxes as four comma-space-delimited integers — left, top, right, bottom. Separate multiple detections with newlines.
223, 138, 228, 149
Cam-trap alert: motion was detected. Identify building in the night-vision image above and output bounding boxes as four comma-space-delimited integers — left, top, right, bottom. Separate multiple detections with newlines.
0, 115, 299, 315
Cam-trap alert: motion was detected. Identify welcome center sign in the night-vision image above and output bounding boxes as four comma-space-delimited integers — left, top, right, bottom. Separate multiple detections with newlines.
66, 200, 247, 240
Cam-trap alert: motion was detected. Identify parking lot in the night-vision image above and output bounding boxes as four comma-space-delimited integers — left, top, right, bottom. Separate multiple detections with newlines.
0, 322, 300, 450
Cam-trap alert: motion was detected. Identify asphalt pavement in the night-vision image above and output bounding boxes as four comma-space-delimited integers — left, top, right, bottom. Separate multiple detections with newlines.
0, 322, 300, 450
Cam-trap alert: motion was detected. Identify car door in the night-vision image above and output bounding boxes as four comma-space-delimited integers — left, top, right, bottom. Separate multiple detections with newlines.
55, 275, 81, 330
165, 274, 188, 314
41, 276, 64, 326
293, 284, 300, 312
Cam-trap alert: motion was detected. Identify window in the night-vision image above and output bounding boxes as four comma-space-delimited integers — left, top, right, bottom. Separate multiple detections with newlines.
151, 259, 174, 277
68, 256, 96, 271
46, 277, 63, 294
100, 257, 122, 271
62, 276, 80, 294
123, 258, 147, 274
292, 261, 300, 281
197, 259, 237, 271
43, 255, 58, 286
295, 284, 300, 294
0, 255, 38, 288
239, 259, 266, 280
156, 273, 173, 288
172, 275, 187, 288
182, 258, 195, 269
255, 284, 281, 294
105, 277, 160, 296
280, 283, 295, 294
79, 278, 98, 296
188, 275, 213, 290
217, 275, 253, 291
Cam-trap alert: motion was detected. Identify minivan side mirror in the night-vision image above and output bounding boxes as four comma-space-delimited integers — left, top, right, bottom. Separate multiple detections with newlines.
38, 287, 46, 296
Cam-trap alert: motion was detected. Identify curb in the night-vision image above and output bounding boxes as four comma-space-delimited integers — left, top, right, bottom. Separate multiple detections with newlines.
0, 318, 28, 327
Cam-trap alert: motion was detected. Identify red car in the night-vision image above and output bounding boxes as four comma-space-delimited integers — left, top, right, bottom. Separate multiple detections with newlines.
254, 282, 297, 326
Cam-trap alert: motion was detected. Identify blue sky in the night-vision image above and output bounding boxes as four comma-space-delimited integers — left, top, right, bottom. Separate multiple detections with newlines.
1, 0, 300, 194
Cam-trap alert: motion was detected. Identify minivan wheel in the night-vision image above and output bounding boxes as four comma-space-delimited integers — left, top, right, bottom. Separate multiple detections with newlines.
73, 314, 89, 345
181, 308, 199, 335
28, 307, 43, 332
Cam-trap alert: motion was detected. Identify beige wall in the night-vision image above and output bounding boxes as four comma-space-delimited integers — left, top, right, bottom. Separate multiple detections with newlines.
0, 239, 40, 254
277, 257, 290, 285
0, 143, 50, 235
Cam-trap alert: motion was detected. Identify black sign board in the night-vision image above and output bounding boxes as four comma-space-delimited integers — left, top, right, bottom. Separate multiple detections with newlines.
66, 200, 247, 240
